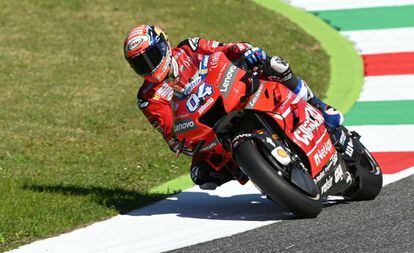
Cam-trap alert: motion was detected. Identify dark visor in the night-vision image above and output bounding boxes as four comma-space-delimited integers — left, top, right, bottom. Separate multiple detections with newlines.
127, 38, 169, 76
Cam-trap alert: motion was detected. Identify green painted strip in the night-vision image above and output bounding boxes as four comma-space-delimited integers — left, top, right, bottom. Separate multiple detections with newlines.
149, 174, 194, 194
252, 0, 363, 114
345, 100, 414, 126
313, 5, 414, 31
149, 0, 365, 194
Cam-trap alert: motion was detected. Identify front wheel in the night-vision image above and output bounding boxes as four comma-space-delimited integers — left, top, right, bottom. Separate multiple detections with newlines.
233, 140, 322, 218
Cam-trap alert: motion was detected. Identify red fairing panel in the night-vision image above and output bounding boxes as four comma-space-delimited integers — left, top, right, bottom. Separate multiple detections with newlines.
245, 81, 336, 177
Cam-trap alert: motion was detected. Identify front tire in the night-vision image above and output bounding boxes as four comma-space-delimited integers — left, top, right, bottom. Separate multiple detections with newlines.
233, 140, 322, 218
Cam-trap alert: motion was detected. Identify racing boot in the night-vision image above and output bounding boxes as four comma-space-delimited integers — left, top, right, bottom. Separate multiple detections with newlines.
190, 162, 234, 190
190, 162, 247, 190
293, 79, 344, 129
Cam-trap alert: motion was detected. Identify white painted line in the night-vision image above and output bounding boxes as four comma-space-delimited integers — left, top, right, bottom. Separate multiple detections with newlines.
341, 27, 414, 55
7, 182, 289, 253
359, 75, 414, 102
347, 125, 414, 152
8, 158, 414, 253
286, 0, 414, 11
383, 166, 414, 186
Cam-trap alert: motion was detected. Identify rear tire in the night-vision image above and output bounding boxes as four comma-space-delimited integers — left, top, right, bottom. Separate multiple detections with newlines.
348, 146, 383, 201
234, 140, 322, 218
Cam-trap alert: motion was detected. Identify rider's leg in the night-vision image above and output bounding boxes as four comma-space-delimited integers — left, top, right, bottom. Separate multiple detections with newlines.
264, 56, 344, 129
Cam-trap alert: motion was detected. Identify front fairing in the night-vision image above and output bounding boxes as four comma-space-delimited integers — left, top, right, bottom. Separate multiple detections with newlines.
172, 53, 247, 149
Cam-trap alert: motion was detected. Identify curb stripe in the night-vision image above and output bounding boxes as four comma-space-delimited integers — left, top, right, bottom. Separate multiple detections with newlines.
363, 52, 414, 76
287, 0, 414, 11
345, 100, 414, 125
359, 75, 414, 102
341, 27, 414, 55
373, 152, 414, 174
348, 125, 414, 152
312, 5, 414, 31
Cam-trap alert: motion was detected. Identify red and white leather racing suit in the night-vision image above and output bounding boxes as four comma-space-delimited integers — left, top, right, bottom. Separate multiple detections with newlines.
136, 38, 301, 187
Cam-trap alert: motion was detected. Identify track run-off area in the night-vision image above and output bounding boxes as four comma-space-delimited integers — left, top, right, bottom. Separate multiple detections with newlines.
7, 0, 414, 252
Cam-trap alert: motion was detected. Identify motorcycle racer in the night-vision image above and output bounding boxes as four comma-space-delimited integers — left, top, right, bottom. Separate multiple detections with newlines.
124, 25, 344, 189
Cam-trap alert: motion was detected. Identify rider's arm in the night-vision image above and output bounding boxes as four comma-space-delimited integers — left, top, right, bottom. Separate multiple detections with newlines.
137, 81, 178, 151
177, 37, 252, 60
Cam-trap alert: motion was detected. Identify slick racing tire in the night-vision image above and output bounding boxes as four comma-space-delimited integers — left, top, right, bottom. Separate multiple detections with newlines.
234, 140, 323, 218
348, 145, 383, 201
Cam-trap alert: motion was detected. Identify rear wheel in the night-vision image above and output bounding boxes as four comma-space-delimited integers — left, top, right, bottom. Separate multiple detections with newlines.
233, 140, 322, 218
347, 144, 383, 201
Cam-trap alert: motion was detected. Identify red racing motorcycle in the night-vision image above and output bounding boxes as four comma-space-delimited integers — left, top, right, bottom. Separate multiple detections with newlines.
172, 52, 382, 218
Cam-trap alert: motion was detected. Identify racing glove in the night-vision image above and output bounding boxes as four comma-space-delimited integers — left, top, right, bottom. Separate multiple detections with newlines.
243, 47, 267, 68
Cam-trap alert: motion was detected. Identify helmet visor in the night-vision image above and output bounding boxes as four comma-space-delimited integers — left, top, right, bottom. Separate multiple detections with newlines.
127, 39, 169, 76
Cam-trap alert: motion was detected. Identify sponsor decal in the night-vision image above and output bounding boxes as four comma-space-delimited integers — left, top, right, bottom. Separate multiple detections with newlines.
199, 55, 209, 76
186, 82, 213, 112
197, 97, 214, 114
200, 139, 220, 151
314, 153, 338, 184
334, 165, 344, 183
321, 176, 333, 194
218, 65, 238, 97
247, 83, 264, 108
294, 105, 325, 145
188, 37, 200, 51
277, 148, 288, 158
184, 74, 202, 95
174, 113, 190, 119
174, 119, 196, 133
271, 147, 291, 166
313, 139, 334, 166
210, 53, 221, 70
127, 37, 144, 51
345, 139, 354, 157
233, 133, 252, 143
156, 82, 174, 101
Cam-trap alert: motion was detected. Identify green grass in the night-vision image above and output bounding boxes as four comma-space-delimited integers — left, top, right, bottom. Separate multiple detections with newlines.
0, 0, 330, 250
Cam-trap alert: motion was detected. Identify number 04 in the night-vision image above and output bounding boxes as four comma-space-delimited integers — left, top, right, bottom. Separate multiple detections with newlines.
186, 83, 213, 112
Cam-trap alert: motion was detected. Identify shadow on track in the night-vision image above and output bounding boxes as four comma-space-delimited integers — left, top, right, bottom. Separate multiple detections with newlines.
22, 183, 293, 221
128, 191, 293, 221
23, 183, 350, 221
22, 183, 169, 214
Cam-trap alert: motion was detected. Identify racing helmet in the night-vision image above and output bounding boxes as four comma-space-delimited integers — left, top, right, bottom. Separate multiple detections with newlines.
124, 25, 172, 83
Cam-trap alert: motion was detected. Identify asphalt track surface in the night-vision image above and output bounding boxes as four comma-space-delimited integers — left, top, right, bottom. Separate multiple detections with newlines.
172, 175, 414, 253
